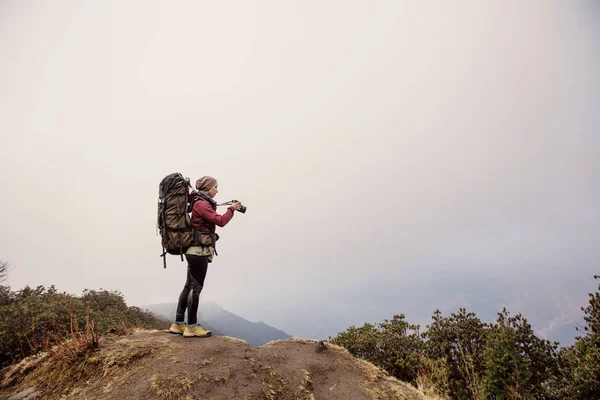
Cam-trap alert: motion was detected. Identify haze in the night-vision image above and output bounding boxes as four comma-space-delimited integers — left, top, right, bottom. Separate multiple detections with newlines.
1, 1, 599, 344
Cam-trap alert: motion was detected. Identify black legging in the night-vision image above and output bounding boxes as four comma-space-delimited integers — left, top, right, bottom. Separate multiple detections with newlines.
175, 254, 209, 325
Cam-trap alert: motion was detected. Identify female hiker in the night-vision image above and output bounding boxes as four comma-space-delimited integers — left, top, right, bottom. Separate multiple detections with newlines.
169, 176, 242, 337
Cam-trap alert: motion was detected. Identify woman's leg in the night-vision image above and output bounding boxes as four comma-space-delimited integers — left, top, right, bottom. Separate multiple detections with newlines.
185, 254, 209, 326
174, 265, 194, 323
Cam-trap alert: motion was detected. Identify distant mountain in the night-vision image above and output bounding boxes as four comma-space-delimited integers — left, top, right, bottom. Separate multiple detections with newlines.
141, 301, 291, 346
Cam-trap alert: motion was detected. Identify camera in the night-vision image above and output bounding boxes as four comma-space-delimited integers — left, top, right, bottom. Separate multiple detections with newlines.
217, 199, 247, 213
232, 200, 247, 214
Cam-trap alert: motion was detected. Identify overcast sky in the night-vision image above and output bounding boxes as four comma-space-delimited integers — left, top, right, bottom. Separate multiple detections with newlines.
1, 1, 599, 344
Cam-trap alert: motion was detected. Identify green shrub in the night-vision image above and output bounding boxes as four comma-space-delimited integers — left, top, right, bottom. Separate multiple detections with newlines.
0, 285, 165, 367
483, 309, 558, 400
330, 314, 423, 383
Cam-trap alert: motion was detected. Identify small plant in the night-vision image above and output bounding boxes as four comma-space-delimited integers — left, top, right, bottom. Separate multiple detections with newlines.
47, 310, 99, 364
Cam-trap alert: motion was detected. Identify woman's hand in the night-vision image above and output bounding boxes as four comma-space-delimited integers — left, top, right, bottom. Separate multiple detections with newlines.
230, 201, 242, 211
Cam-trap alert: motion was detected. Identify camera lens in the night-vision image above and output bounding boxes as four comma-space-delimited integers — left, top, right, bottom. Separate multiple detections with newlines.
239, 205, 247, 213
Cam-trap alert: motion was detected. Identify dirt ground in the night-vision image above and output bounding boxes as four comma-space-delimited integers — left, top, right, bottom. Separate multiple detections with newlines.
1, 330, 433, 400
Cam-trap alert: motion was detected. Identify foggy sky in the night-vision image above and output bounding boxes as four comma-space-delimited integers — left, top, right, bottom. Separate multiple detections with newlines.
1, 1, 599, 343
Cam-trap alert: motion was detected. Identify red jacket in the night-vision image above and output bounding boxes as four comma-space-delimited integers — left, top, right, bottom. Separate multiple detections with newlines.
189, 195, 235, 236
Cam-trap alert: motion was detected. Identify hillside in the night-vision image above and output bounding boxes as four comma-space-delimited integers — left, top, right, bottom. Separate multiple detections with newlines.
142, 301, 292, 346
0, 330, 433, 400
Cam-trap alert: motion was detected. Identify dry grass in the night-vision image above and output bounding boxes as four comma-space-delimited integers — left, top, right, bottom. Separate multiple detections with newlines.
2, 314, 100, 396
263, 337, 318, 347
150, 373, 193, 398
290, 338, 318, 345
98, 345, 151, 375
298, 369, 315, 400
415, 374, 450, 399
1, 327, 158, 399
1, 352, 49, 388
413, 357, 450, 399
220, 335, 248, 344
199, 357, 213, 366
301, 369, 313, 389
415, 380, 449, 400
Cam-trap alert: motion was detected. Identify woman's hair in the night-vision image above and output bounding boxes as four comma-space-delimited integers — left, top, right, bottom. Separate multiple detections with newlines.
195, 176, 217, 191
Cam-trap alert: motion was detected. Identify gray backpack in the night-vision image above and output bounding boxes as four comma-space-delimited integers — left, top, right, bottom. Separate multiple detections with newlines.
157, 173, 192, 268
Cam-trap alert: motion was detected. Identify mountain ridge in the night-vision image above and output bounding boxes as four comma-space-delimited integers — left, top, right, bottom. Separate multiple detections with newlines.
0, 330, 434, 400
141, 301, 291, 346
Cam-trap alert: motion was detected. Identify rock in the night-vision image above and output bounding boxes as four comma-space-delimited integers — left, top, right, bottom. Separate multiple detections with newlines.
315, 340, 327, 353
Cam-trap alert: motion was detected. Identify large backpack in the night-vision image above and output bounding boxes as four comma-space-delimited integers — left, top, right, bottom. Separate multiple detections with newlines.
157, 173, 193, 268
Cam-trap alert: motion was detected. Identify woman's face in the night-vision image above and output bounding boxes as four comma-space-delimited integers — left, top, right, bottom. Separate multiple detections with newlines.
208, 183, 218, 198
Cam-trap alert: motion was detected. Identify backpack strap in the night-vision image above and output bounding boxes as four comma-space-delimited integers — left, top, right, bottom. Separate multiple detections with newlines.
179, 231, 184, 262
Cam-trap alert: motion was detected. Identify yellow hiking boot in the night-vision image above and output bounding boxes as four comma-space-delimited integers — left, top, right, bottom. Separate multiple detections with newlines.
183, 324, 212, 338
168, 323, 185, 335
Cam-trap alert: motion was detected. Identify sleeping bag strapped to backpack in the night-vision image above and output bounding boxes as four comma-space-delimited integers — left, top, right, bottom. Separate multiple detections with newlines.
157, 173, 192, 268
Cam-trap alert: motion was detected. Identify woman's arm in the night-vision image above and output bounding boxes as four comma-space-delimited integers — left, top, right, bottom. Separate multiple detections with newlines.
196, 201, 235, 227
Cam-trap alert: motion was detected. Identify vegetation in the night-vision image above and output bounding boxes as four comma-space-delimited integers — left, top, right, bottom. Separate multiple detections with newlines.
1, 259, 598, 399
0, 264, 167, 368
0, 260, 9, 283
331, 275, 600, 400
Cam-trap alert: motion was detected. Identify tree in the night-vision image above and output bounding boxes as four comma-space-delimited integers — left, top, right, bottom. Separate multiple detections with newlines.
483, 308, 558, 399
330, 314, 424, 383
81, 289, 127, 313
0, 260, 9, 283
578, 275, 600, 338
423, 308, 487, 400
565, 275, 600, 399
0, 261, 14, 306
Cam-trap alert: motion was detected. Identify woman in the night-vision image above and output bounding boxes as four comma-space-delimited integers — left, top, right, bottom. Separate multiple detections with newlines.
169, 176, 242, 337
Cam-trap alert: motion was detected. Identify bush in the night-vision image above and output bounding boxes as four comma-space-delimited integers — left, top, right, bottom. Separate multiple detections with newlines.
330, 314, 423, 383
553, 276, 600, 399
423, 308, 487, 400
330, 276, 600, 400
483, 309, 558, 399
0, 285, 165, 367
